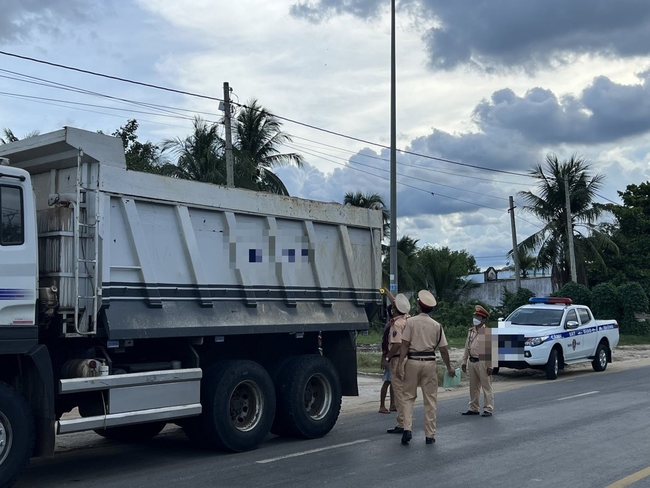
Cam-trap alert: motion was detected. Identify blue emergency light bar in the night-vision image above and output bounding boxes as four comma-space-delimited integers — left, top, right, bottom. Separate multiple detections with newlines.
529, 297, 573, 305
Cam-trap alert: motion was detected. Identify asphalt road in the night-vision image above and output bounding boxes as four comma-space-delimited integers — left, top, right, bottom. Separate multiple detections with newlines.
18, 365, 650, 488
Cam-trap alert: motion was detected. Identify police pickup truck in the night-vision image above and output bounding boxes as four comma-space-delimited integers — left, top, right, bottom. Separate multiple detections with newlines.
495, 297, 619, 380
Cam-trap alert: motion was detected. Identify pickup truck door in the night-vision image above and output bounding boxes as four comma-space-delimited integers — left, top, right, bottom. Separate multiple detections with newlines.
562, 309, 582, 360
577, 307, 598, 358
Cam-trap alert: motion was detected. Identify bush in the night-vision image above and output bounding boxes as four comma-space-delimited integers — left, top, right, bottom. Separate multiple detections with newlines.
591, 283, 620, 321
500, 287, 535, 317
617, 282, 650, 335
431, 301, 475, 339
552, 282, 592, 307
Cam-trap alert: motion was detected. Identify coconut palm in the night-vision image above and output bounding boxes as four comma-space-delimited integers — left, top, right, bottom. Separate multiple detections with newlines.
343, 191, 390, 238
161, 117, 226, 185
232, 99, 304, 195
516, 154, 618, 289
381, 235, 423, 292
1, 128, 39, 144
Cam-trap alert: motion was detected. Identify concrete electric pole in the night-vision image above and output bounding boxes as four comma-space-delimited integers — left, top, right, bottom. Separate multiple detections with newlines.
223, 82, 235, 188
389, 0, 398, 294
509, 196, 521, 290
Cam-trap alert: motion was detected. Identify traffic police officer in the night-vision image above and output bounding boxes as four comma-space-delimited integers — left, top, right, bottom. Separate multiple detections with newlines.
382, 289, 411, 434
396, 290, 455, 445
461, 305, 495, 417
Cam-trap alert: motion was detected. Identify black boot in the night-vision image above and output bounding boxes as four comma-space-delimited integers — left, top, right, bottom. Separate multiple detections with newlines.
401, 430, 412, 445
387, 426, 404, 434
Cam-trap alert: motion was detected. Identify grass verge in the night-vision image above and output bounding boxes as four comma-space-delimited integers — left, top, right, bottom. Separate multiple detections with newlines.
619, 334, 650, 345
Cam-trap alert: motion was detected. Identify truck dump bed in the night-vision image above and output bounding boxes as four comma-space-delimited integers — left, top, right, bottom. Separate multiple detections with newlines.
0, 127, 382, 339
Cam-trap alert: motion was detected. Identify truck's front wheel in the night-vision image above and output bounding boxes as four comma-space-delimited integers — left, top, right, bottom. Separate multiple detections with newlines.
185, 360, 275, 452
271, 355, 342, 439
0, 382, 34, 488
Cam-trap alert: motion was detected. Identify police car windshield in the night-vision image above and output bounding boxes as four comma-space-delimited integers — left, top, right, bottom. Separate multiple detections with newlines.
506, 308, 564, 326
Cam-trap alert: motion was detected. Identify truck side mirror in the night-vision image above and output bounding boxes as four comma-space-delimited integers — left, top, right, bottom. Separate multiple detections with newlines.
565, 320, 579, 330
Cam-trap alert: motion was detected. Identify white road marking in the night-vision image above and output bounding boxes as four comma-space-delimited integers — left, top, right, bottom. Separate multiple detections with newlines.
557, 390, 600, 401
256, 439, 370, 464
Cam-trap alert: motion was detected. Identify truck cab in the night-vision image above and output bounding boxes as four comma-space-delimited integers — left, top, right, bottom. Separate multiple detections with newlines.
0, 163, 37, 354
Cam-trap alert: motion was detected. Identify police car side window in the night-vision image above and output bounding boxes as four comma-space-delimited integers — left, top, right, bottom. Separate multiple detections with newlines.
578, 308, 592, 325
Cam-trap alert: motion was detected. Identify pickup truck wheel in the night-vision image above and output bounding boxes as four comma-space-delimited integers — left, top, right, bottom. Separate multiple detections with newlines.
184, 360, 275, 452
0, 382, 34, 488
94, 422, 166, 442
592, 343, 609, 372
545, 349, 559, 380
271, 355, 341, 439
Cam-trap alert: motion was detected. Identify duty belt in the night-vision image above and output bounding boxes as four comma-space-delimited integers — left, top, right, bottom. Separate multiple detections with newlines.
469, 357, 480, 363
408, 351, 436, 361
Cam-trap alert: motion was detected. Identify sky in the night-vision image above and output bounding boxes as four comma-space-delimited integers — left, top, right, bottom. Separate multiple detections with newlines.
2, 0, 650, 272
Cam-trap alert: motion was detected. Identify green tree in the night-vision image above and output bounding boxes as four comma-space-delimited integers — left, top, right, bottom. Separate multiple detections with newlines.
380, 235, 423, 292
517, 154, 618, 290
591, 183, 650, 296
232, 99, 304, 195
1, 128, 39, 144
112, 120, 167, 174
500, 287, 535, 316
617, 282, 650, 335
343, 191, 390, 238
161, 116, 227, 185
416, 246, 479, 303
551, 282, 592, 306
591, 283, 620, 321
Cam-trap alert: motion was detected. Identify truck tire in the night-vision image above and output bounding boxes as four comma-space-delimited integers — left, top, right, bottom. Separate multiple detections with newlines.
271, 355, 342, 439
184, 360, 275, 452
94, 422, 166, 442
0, 382, 34, 488
592, 342, 609, 372
545, 349, 559, 380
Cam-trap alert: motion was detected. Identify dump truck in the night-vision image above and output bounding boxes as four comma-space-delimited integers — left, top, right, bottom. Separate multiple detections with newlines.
0, 127, 382, 487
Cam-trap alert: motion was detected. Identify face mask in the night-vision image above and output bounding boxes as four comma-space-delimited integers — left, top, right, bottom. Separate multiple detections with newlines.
473, 318, 482, 326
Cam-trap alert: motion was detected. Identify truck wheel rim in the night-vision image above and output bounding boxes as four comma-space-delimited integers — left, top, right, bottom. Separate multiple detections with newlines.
0, 412, 12, 466
599, 348, 607, 368
303, 374, 332, 421
229, 381, 264, 432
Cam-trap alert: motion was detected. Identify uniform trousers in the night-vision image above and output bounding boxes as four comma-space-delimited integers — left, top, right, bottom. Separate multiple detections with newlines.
401, 359, 438, 438
468, 360, 494, 413
389, 357, 405, 428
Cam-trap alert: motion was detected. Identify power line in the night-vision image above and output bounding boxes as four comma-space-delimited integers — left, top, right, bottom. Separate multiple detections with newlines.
0, 50, 531, 178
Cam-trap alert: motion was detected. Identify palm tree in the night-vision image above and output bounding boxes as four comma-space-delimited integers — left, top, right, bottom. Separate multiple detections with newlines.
1, 128, 39, 144
343, 191, 390, 238
516, 154, 618, 289
417, 246, 478, 303
505, 252, 538, 278
161, 117, 226, 185
232, 100, 304, 195
381, 235, 422, 292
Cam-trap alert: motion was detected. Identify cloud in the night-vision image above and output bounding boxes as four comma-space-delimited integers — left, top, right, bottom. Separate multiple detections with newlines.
289, 0, 384, 23
473, 72, 650, 145
291, 0, 650, 72
0, 0, 91, 44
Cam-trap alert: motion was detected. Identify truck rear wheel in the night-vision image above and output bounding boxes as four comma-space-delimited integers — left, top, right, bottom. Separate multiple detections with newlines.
592, 343, 609, 372
545, 349, 559, 380
271, 355, 342, 439
0, 382, 34, 488
184, 360, 275, 452
94, 422, 166, 442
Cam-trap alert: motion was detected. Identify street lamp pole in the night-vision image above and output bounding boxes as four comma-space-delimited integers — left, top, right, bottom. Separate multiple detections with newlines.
389, 0, 398, 294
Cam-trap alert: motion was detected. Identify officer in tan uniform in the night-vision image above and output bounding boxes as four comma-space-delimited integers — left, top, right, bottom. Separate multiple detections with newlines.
461, 305, 495, 417
396, 290, 455, 445
381, 288, 411, 434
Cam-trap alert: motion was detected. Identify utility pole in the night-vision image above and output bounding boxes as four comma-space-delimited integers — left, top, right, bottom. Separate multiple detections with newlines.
564, 176, 578, 282
389, 0, 398, 294
223, 82, 234, 188
508, 196, 521, 290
